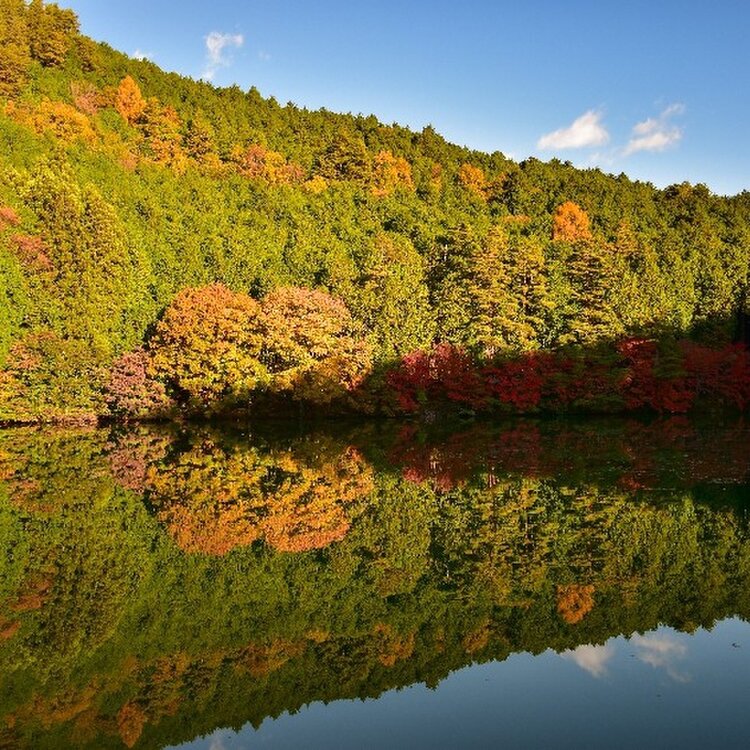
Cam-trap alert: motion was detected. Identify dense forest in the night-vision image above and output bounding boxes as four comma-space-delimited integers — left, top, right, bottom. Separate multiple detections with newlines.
1, 418, 750, 748
1, 0, 750, 421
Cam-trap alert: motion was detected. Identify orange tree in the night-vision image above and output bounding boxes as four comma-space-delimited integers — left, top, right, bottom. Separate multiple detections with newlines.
149, 284, 268, 410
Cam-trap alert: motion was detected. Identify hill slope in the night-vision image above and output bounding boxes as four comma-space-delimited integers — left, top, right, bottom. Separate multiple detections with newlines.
1, 0, 749, 421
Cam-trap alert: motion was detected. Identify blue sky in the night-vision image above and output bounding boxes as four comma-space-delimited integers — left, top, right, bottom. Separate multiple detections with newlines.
59, 0, 749, 195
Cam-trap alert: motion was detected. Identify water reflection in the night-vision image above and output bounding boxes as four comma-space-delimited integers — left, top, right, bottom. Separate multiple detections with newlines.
561, 642, 615, 677
630, 632, 690, 682
0, 417, 748, 748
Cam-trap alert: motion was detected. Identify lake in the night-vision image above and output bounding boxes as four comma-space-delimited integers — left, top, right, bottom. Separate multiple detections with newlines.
1, 417, 749, 748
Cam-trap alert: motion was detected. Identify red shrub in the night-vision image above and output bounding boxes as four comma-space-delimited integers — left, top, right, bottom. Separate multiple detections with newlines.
9, 234, 52, 271
0, 206, 20, 229
387, 343, 486, 411
483, 352, 548, 410
388, 338, 749, 416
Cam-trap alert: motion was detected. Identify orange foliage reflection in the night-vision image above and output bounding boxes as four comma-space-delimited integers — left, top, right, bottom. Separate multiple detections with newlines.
557, 584, 595, 624
114, 433, 375, 556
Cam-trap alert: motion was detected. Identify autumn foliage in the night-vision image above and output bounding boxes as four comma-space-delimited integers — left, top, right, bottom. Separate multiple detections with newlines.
105, 348, 173, 419
387, 339, 750, 415
557, 584, 595, 624
0, 206, 20, 229
114, 75, 145, 124
149, 284, 267, 409
371, 150, 414, 196
1, 0, 749, 425
231, 144, 304, 184
457, 163, 487, 198
552, 201, 591, 242
261, 286, 373, 405
133, 435, 374, 556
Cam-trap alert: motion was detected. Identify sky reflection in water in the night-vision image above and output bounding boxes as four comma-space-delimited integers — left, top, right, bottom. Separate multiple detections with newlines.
186, 620, 749, 750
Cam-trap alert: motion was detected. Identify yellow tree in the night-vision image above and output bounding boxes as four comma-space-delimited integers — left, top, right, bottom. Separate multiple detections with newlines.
149, 284, 268, 408
457, 163, 487, 199
140, 100, 187, 170
27, 0, 78, 67
552, 200, 591, 243
262, 287, 373, 404
371, 150, 414, 196
0, 0, 31, 97
115, 76, 146, 124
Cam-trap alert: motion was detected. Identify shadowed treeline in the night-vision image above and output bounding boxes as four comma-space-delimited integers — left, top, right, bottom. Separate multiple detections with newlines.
1, 417, 750, 748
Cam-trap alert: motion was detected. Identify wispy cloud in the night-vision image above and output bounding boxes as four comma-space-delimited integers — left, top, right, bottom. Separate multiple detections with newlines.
201, 31, 244, 81
258, 50, 272, 62
624, 103, 685, 156
537, 110, 609, 150
561, 643, 614, 678
632, 632, 690, 683
132, 49, 154, 61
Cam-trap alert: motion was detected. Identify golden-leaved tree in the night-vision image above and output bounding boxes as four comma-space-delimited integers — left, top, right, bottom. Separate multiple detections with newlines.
262, 286, 373, 404
150, 284, 268, 408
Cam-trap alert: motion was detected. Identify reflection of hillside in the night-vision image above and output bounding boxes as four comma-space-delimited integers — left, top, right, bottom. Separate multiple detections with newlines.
383, 417, 750, 492
118, 432, 375, 556
0, 420, 748, 748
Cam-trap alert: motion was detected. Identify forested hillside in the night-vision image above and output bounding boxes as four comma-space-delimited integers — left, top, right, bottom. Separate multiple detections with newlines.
1, 0, 750, 421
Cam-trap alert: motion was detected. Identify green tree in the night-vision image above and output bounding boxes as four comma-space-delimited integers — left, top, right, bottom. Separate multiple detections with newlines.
315, 130, 371, 182
22, 161, 141, 353
468, 225, 550, 355
355, 233, 434, 359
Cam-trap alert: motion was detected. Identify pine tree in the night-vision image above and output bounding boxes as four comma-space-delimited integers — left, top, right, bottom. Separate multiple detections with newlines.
355, 233, 434, 359
468, 226, 517, 356
315, 130, 371, 181
22, 160, 138, 354
185, 112, 218, 164
565, 235, 622, 344
428, 224, 480, 346
469, 226, 550, 355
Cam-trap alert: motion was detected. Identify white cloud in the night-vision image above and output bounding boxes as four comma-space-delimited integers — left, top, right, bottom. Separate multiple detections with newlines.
132, 49, 154, 61
201, 31, 244, 81
537, 110, 610, 150
561, 643, 614, 678
258, 50, 272, 62
631, 632, 690, 683
624, 103, 685, 155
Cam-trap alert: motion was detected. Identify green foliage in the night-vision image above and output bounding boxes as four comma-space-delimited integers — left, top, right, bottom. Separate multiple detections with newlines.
0, 331, 105, 422
468, 224, 550, 354
0, 1, 748, 420
354, 233, 434, 359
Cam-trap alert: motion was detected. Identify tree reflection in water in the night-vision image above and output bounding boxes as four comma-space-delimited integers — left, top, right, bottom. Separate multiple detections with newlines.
0, 417, 748, 748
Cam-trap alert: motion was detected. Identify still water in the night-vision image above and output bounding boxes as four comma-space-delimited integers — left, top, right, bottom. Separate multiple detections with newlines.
1, 417, 749, 748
